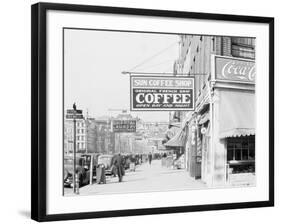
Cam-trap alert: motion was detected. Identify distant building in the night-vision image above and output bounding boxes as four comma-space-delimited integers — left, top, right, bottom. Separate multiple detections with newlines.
64, 120, 73, 154
137, 121, 169, 153
86, 114, 169, 155
86, 118, 98, 154
86, 117, 115, 154
64, 118, 86, 154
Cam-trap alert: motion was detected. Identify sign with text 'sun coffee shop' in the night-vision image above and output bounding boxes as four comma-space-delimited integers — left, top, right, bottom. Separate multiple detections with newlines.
130, 76, 194, 111
215, 56, 256, 83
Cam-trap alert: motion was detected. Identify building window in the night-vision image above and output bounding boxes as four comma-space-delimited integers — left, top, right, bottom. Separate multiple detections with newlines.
231, 37, 255, 59
227, 136, 255, 161
227, 135, 255, 173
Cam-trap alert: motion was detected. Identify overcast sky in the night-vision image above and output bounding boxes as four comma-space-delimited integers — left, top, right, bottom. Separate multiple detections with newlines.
64, 29, 179, 122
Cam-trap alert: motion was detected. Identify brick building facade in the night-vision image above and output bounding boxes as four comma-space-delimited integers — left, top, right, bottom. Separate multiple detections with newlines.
171, 35, 256, 187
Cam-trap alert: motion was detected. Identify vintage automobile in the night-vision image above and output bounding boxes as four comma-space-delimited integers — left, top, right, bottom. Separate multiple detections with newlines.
64, 156, 90, 187
97, 154, 118, 176
80, 153, 100, 178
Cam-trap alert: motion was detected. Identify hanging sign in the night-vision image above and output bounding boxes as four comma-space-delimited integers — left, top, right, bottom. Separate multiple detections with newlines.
66, 114, 83, 119
65, 108, 83, 119
66, 109, 83, 114
130, 76, 194, 111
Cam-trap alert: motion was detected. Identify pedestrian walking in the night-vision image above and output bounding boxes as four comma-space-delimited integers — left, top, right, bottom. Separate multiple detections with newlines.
148, 152, 152, 166
113, 154, 125, 182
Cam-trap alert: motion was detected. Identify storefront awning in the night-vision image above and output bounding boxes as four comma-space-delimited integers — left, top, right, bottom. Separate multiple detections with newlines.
219, 90, 255, 138
164, 130, 186, 147
157, 144, 166, 151
169, 122, 181, 128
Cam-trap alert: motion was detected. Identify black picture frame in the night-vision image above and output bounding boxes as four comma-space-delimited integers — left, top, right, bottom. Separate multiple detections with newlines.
31, 2, 274, 222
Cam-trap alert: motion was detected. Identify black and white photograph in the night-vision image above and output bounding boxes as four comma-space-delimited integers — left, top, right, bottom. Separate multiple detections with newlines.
0, 0, 278, 223
63, 29, 256, 196
30, 2, 274, 221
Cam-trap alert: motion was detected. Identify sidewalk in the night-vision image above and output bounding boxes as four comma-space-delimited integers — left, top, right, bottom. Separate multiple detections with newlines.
64, 160, 206, 196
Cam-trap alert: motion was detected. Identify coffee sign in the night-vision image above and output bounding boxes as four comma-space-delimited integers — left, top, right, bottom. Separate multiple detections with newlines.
215, 56, 255, 83
130, 76, 194, 111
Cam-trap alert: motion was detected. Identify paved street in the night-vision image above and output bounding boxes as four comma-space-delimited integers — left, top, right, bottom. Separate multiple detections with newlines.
64, 160, 206, 196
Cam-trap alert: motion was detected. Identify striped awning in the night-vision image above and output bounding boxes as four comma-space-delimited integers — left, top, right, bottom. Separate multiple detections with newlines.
168, 122, 181, 128
164, 130, 186, 147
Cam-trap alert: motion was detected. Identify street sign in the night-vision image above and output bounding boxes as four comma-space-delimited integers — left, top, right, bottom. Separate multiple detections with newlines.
66, 114, 84, 119
130, 76, 194, 111
112, 120, 136, 132
66, 109, 83, 114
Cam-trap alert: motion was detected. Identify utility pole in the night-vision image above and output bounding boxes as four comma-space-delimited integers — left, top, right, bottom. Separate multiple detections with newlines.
86, 109, 88, 154
66, 103, 82, 194
73, 103, 77, 193
106, 119, 109, 154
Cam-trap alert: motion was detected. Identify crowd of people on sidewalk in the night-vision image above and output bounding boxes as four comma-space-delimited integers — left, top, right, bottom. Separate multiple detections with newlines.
112, 152, 172, 182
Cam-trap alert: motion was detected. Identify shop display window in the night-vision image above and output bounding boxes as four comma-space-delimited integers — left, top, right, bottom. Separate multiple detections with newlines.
227, 135, 255, 173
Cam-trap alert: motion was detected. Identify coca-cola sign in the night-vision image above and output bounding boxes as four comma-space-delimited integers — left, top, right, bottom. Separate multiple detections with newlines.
215, 56, 255, 83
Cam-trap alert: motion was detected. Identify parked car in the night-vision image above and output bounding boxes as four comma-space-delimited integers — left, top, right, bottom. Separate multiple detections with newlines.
80, 153, 100, 178
64, 156, 90, 187
97, 154, 118, 176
